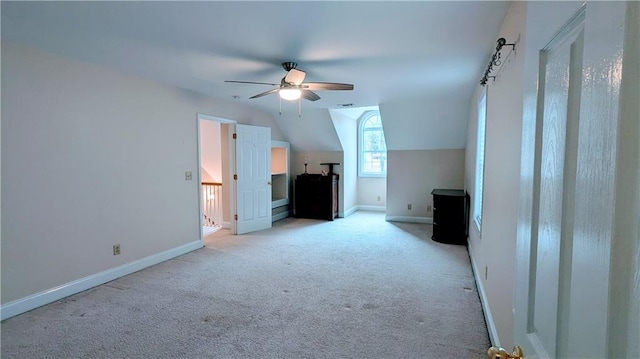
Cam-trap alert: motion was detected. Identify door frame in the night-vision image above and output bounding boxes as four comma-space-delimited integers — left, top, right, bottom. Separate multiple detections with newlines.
196, 113, 238, 239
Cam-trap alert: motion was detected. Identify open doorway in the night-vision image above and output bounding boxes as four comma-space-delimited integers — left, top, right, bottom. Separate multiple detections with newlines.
197, 113, 236, 243
197, 113, 274, 242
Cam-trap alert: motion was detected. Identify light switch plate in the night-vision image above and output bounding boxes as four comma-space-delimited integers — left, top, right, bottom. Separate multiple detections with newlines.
185, 171, 193, 180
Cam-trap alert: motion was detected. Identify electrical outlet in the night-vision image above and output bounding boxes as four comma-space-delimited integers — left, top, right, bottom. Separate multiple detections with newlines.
407, 203, 412, 210
185, 171, 193, 180
113, 244, 121, 256
427, 205, 432, 212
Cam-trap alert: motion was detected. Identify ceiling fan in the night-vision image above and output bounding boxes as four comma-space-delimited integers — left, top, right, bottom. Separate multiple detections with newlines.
225, 62, 354, 110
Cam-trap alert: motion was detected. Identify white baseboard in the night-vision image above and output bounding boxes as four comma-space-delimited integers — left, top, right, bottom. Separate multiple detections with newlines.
221, 221, 231, 229
272, 210, 291, 222
0, 240, 203, 321
468, 245, 500, 347
357, 205, 386, 212
343, 206, 358, 217
385, 215, 433, 224
339, 206, 386, 218
288, 205, 387, 219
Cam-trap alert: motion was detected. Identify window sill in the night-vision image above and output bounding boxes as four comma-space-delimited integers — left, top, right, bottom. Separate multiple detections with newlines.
358, 174, 387, 178
474, 216, 482, 235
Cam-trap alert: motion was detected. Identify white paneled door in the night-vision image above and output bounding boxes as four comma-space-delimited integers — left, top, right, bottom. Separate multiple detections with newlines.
515, 2, 632, 359
235, 124, 272, 235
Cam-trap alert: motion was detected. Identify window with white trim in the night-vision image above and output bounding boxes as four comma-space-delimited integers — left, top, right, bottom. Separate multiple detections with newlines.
358, 111, 387, 177
474, 90, 487, 230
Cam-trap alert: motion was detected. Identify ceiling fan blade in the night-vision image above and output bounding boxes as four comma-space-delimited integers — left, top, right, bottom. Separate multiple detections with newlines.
301, 90, 321, 101
303, 82, 354, 91
249, 88, 280, 99
225, 80, 278, 86
284, 68, 306, 85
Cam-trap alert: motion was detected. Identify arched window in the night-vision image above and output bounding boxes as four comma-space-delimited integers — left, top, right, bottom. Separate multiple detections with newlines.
358, 111, 387, 177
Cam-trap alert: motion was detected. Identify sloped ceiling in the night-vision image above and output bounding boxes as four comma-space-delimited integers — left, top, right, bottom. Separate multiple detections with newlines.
1, 1, 509, 151
277, 109, 342, 151
380, 90, 470, 150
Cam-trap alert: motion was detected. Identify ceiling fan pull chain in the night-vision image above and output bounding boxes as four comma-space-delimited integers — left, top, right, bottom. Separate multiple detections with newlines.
298, 98, 301, 117
279, 96, 282, 115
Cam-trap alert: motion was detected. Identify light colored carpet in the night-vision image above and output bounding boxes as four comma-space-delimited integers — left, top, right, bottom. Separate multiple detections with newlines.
203, 225, 221, 237
1, 211, 489, 358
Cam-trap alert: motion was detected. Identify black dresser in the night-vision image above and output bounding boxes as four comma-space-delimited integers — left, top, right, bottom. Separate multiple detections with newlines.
431, 189, 470, 245
294, 173, 339, 221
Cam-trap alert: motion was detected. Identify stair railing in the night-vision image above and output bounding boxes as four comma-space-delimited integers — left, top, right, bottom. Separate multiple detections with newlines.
202, 182, 222, 227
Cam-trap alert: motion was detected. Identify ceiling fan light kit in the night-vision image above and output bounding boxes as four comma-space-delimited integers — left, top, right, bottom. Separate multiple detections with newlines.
225, 61, 354, 116
279, 88, 301, 101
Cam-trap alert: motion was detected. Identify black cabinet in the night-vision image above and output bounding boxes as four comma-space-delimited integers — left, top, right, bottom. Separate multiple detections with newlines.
294, 174, 339, 221
431, 189, 470, 245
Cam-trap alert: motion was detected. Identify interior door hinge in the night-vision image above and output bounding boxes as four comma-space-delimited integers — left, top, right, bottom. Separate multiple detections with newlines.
233, 174, 238, 180
234, 214, 238, 221
233, 133, 237, 139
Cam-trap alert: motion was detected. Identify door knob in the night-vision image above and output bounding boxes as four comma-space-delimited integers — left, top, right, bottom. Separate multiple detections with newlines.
268, 181, 272, 185
487, 345, 524, 359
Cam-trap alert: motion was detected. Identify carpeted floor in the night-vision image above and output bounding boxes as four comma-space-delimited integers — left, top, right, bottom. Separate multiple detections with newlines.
1, 211, 489, 358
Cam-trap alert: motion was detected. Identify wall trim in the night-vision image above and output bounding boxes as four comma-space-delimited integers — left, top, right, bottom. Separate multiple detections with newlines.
468, 243, 500, 347
342, 206, 387, 218
357, 205, 386, 212
343, 206, 358, 217
0, 240, 203, 321
385, 215, 433, 224
272, 210, 291, 222
197, 113, 237, 124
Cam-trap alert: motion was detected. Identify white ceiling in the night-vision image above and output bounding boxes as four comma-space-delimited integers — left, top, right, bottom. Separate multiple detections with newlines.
1, 1, 509, 118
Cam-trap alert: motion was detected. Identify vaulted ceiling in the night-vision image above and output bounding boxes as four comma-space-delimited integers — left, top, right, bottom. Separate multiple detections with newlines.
1, 1, 509, 150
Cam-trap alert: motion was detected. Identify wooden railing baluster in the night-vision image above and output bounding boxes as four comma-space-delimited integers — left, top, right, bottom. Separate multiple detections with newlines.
202, 182, 222, 229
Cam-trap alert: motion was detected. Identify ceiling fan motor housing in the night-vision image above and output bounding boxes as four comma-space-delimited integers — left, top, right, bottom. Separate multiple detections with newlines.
282, 62, 298, 71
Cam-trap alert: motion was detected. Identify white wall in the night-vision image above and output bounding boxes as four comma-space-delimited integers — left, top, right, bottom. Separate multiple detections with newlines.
291, 151, 343, 178
357, 178, 386, 207
386, 150, 465, 220
330, 110, 358, 216
275, 109, 342, 151
199, 120, 222, 182
464, 1, 526, 348
1, 41, 283, 307
380, 93, 469, 151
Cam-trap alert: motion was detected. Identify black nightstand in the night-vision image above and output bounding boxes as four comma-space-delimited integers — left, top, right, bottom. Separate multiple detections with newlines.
294, 173, 339, 221
431, 189, 470, 245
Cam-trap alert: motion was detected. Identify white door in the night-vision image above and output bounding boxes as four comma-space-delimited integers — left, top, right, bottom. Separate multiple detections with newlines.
234, 124, 272, 234
514, 2, 631, 359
